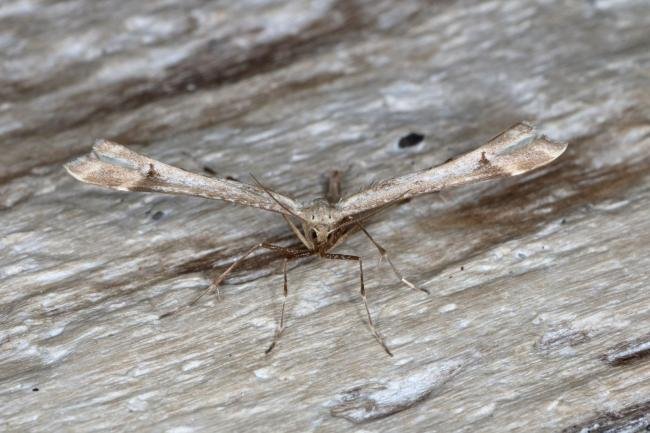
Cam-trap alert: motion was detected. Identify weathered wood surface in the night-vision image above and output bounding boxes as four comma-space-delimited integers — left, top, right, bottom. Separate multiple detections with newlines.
1, 1, 650, 432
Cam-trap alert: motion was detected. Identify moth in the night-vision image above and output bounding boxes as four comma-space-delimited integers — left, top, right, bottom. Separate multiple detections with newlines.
65, 122, 567, 356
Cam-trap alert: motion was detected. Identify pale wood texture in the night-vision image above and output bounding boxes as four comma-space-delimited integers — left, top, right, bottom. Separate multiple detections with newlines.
1, 1, 650, 432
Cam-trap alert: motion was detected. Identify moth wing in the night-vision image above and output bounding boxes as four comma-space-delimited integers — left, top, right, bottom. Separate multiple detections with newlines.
337, 122, 567, 218
65, 140, 304, 216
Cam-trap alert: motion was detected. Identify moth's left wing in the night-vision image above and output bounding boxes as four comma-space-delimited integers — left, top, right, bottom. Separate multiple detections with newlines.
337, 122, 567, 219
65, 140, 303, 216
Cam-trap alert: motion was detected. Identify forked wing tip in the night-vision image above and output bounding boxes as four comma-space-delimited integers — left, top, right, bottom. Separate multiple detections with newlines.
92, 138, 123, 153
519, 120, 536, 129
514, 121, 568, 160
63, 154, 92, 180
539, 134, 569, 159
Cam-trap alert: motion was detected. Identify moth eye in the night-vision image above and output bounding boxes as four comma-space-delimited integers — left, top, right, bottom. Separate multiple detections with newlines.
310, 229, 317, 239
327, 232, 333, 241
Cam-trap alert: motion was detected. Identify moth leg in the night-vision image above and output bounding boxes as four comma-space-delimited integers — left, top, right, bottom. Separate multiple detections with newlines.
266, 258, 288, 354
322, 253, 393, 357
265, 249, 312, 354
356, 224, 429, 295
160, 242, 306, 319
281, 214, 313, 250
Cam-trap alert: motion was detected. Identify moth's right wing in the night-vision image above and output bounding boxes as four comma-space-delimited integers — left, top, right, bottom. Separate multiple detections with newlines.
337, 122, 567, 219
64, 140, 303, 216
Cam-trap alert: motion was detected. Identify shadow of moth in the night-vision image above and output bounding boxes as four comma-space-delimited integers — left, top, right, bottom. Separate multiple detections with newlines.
65, 122, 567, 355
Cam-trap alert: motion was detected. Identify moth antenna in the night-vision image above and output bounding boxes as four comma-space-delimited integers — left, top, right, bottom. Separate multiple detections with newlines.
338, 204, 391, 230
338, 189, 412, 230
250, 173, 307, 222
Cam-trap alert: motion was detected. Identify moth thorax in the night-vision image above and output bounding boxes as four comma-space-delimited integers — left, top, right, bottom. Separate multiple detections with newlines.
306, 198, 335, 225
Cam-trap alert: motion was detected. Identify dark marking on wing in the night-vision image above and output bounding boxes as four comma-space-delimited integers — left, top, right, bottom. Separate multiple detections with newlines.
147, 163, 158, 178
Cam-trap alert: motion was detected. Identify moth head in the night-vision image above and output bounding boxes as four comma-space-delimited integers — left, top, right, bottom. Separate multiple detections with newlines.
306, 225, 331, 245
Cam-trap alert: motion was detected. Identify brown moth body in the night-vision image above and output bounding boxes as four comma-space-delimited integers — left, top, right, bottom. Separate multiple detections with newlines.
65, 122, 567, 356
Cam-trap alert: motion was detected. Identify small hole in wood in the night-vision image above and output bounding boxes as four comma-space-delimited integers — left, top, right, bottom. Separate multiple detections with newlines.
398, 132, 425, 148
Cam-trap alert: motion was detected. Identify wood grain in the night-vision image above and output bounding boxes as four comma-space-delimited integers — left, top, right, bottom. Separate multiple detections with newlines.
1, 1, 650, 432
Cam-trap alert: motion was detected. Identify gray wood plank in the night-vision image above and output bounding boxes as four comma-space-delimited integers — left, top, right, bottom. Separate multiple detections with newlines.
1, 1, 649, 432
